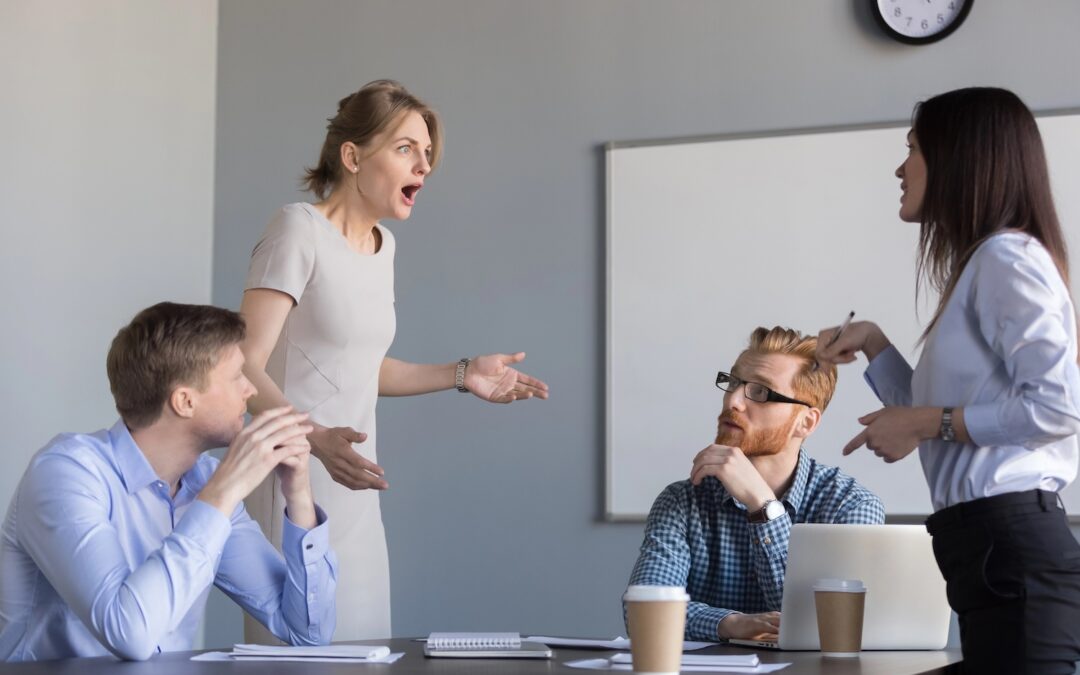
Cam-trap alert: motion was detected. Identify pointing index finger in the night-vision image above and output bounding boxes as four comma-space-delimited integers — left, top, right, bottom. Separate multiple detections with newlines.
843, 429, 868, 456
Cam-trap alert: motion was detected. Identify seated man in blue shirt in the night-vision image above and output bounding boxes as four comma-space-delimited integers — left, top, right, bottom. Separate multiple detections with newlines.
0, 302, 337, 661
627, 326, 884, 642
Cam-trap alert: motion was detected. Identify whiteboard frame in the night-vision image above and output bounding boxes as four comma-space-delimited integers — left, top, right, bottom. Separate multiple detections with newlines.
605, 109, 1080, 522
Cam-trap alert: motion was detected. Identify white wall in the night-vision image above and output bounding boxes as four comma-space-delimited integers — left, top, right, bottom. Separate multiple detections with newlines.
0, 1, 218, 515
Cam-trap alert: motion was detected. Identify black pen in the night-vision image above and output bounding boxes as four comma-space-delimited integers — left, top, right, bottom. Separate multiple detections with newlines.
826, 311, 856, 349
814, 311, 855, 371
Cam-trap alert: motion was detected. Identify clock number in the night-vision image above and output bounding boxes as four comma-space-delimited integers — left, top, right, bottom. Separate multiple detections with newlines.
921, 19, 929, 29
894, 6, 902, 17
906, 16, 913, 26
948, 1, 956, 9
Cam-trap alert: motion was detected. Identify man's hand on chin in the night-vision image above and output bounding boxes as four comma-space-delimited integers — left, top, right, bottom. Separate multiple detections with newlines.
718, 612, 781, 641
690, 444, 775, 509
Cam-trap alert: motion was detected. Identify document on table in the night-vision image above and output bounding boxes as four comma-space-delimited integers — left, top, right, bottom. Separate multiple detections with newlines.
565, 652, 790, 673
191, 643, 403, 663
523, 635, 718, 651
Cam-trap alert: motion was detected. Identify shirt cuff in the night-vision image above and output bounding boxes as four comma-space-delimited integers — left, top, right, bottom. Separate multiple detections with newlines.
859, 341, 902, 395
282, 504, 330, 566
961, 402, 1010, 447
175, 499, 232, 555
688, 606, 735, 642
749, 513, 791, 560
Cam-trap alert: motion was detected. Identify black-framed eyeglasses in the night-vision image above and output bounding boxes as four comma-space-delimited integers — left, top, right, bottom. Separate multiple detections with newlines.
715, 371, 812, 407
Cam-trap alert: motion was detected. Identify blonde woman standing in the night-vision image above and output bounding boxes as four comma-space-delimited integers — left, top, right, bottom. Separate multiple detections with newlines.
239, 80, 548, 641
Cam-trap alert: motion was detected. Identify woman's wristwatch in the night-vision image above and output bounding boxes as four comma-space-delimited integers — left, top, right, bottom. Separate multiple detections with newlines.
455, 357, 470, 393
939, 407, 956, 442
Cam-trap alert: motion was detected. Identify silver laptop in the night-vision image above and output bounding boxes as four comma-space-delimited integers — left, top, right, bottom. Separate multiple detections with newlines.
730, 524, 950, 651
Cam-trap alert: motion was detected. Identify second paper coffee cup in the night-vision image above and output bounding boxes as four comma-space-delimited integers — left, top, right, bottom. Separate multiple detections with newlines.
813, 578, 866, 658
623, 585, 689, 675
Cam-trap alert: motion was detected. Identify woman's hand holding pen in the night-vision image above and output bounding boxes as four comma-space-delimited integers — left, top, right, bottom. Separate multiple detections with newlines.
815, 320, 892, 366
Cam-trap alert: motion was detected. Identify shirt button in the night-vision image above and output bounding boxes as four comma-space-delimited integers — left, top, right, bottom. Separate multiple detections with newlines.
305, 543, 314, 550
763, 536, 771, 545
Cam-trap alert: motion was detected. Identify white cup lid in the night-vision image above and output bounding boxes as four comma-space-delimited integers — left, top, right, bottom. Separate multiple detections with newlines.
623, 585, 690, 602
813, 578, 865, 593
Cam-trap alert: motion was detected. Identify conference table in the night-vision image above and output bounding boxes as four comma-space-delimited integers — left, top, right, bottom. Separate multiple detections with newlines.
0, 639, 962, 674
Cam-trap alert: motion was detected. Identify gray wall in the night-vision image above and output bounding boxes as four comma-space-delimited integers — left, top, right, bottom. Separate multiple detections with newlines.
210, 0, 1080, 644
1, 0, 218, 645
0, 0, 218, 639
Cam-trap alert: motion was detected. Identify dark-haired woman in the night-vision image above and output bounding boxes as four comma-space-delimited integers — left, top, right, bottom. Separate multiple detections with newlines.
238, 80, 548, 641
816, 87, 1080, 673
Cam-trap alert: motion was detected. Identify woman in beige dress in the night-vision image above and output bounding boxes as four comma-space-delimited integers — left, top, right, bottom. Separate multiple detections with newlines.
238, 80, 549, 642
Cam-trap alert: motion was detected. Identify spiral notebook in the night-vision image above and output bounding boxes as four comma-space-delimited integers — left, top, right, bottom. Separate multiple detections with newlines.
423, 632, 552, 659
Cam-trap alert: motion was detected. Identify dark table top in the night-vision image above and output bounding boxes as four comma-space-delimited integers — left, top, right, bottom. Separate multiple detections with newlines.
0, 638, 962, 674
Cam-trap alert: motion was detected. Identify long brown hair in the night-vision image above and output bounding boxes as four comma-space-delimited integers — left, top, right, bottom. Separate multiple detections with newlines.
913, 87, 1071, 338
303, 80, 442, 199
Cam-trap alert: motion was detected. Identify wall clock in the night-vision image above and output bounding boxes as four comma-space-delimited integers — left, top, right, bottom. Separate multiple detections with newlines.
872, 0, 973, 45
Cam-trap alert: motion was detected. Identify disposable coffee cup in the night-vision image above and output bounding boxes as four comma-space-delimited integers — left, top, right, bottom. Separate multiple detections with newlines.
623, 585, 689, 675
813, 578, 866, 658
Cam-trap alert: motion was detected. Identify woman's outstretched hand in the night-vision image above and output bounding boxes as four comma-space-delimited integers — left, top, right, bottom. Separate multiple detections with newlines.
464, 352, 550, 404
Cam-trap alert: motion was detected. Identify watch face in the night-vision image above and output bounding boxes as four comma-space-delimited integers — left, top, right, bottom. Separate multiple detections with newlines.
765, 500, 786, 520
874, 0, 972, 44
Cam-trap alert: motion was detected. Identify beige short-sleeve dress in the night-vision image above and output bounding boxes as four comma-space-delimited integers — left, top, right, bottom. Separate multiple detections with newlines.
243, 202, 396, 641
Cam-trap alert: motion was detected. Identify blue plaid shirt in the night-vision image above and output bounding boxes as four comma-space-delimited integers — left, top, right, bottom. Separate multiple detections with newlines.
626, 449, 885, 641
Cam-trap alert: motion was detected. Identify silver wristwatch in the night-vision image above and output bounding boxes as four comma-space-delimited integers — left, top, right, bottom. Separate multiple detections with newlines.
455, 357, 470, 393
748, 499, 786, 523
939, 407, 956, 442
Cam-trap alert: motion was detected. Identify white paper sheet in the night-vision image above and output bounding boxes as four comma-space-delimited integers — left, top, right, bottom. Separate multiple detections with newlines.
232, 643, 390, 658
523, 635, 717, 651
191, 645, 402, 664
609, 652, 759, 667
564, 657, 790, 673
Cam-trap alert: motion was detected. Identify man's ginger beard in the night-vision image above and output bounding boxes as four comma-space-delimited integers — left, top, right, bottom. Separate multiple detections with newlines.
716, 407, 801, 457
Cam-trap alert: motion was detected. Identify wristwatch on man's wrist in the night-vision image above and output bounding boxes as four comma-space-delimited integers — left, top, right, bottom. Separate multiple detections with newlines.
747, 499, 786, 523
939, 407, 956, 442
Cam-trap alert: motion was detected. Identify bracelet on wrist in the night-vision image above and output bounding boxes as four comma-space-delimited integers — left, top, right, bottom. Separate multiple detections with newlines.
455, 357, 470, 393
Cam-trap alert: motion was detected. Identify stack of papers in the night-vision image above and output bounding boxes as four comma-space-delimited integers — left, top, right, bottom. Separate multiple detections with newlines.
523, 635, 717, 651
566, 652, 790, 673
191, 643, 404, 663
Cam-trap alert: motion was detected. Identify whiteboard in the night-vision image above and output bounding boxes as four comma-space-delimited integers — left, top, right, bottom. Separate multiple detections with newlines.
606, 112, 1080, 519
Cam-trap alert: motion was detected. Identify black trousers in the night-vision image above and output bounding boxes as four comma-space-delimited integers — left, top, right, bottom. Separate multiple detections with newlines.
926, 490, 1080, 675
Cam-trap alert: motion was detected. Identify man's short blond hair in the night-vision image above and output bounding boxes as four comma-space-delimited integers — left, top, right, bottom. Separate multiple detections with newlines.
744, 326, 838, 412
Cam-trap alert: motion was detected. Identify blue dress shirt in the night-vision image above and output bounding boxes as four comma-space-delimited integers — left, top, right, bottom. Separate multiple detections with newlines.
0, 420, 337, 661
865, 232, 1080, 511
627, 449, 884, 641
